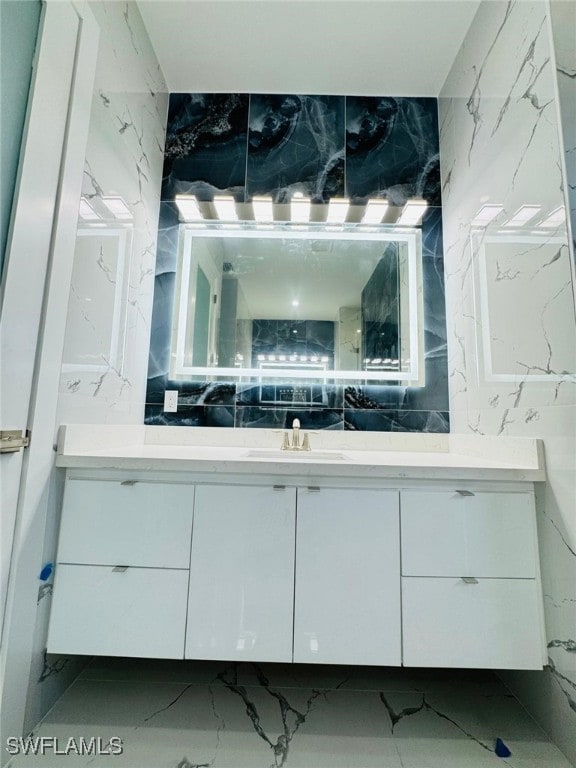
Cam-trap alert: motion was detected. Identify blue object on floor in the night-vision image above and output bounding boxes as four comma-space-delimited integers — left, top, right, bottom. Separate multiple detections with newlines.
39, 563, 53, 581
495, 737, 512, 757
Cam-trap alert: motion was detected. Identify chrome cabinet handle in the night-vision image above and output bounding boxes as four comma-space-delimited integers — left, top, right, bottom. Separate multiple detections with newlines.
456, 489, 475, 497
112, 566, 129, 572
307, 486, 320, 492
461, 577, 478, 584
121, 480, 138, 486
273, 485, 286, 491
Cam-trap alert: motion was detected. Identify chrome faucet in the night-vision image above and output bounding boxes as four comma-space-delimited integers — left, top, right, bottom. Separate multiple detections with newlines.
281, 418, 311, 451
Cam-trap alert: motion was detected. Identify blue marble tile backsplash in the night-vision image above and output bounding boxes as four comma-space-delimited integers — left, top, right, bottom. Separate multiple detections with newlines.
146, 93, 449, 432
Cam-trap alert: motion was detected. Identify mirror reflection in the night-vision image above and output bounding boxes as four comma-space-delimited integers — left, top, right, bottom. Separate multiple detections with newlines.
171, 226, 423, 383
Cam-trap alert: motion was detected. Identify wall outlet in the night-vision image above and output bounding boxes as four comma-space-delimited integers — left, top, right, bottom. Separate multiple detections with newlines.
163, 390, 178, 412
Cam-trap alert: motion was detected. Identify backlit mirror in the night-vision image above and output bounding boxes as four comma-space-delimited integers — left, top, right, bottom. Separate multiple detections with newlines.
170, 225, 424, 384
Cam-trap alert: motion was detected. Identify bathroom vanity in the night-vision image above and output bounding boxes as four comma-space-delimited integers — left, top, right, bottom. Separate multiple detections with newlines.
47, 425, 547, 670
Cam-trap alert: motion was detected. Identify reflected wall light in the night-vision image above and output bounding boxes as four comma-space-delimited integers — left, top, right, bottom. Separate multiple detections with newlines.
327, 197, 349, 224
470, 204, 504, 227
101, 196, 132, 220
397, 199, 428, 226
503, 205, 541, 227
363, 199, 389, 224
175, 194, 203, 221
213, 195, 238, 221
291, 192, 311, 223
538, 207, 566, 228
252, 196, 274, 223
79, 197, 101, 221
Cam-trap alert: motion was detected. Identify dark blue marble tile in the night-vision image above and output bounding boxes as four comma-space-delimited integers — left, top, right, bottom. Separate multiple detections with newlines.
344, 410, 399, 431
147, 92, 449, 435
146, 375, 169, 404
345, 385, 405, 410
146, 379, 237, 407
177, 382, 236, 406
162, 93, 249, 202
394, 410, 450, 433
361, 243, 400, 363
145, 404, 235, 428
345, 409, 449, 432
235, 407, 344, 430
402, 207, 449, 412
147, 271, 175, 380
346, 97, 441, 206
237, 383, 343, 409
155, 202, 180, 275
246, 95, 345, 203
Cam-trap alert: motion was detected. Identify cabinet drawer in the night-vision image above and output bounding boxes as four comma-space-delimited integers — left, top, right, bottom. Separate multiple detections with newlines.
401, 490, 536, 577
402, 577, 544, 669
57, 479, 194, 568
47, 564, 188, 658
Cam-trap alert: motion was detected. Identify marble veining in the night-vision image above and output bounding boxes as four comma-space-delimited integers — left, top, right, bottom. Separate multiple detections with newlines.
439, 1, 576, 762
246, 94, 345, 203
58, 0, 167, 425
36, 0, 168, 744
345, 96, 441, 205
37, 651, 69, 684
9, 659, 572, 768
146, 92, 449, 433
162, 93, 249, 202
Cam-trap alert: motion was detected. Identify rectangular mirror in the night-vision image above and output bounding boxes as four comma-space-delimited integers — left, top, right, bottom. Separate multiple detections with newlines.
170, 225, 424, 384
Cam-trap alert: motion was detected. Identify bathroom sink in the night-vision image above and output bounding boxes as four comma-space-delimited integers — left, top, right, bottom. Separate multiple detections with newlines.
244, 449, 349, 461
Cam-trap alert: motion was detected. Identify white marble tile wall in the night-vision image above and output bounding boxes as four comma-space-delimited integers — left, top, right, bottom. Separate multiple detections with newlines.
57, 0, 167, 425
21, 0, 167, 738
550, 0, 576, 258
439, 1, 576, 764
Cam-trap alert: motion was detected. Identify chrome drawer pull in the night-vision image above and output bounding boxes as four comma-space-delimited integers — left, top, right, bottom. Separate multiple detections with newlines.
461, 577, 478, 584
112, 566, 129, 572
307, 486, 321, 492
273, 485, 286, 491
121, 480, 138, 486
456, 489, 474, 497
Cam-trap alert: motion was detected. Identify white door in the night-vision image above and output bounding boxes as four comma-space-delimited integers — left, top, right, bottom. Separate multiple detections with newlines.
186, 484, 296, 662
294, 487, 401, 665
0, 0, 99, 748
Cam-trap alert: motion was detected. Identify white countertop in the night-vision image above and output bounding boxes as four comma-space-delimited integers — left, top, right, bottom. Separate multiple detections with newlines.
55, 425, 546, 482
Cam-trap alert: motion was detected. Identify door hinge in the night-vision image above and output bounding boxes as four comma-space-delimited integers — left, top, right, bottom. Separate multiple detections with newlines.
0, 430, 30, 454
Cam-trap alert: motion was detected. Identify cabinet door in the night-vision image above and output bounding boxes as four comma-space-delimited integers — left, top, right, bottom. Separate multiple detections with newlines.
185, 485, 296, 662
294, 488, 400, 665
47, 565, 189, 658
58, 479, 194, 568
402, 577, 545, 669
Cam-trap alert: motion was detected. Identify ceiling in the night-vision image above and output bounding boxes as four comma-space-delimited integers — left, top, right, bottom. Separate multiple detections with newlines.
137, 0, 482, 96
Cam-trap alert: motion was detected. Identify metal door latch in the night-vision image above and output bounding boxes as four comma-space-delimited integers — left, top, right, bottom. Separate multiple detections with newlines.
0, 430, 30, 454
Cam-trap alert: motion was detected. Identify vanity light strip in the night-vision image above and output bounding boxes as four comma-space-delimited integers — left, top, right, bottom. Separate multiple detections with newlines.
174, 194, 425, 227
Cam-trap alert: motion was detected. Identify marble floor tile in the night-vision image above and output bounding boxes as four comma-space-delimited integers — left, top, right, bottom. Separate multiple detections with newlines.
8, 661, 573, 768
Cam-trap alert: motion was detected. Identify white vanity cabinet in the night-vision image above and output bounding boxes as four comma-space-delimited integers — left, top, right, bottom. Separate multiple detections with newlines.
47, 479, 194, 659
47, 469, 546, 670
185, 484, 296, 662
400, 489, 544, 669
294, 487, 401, 665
